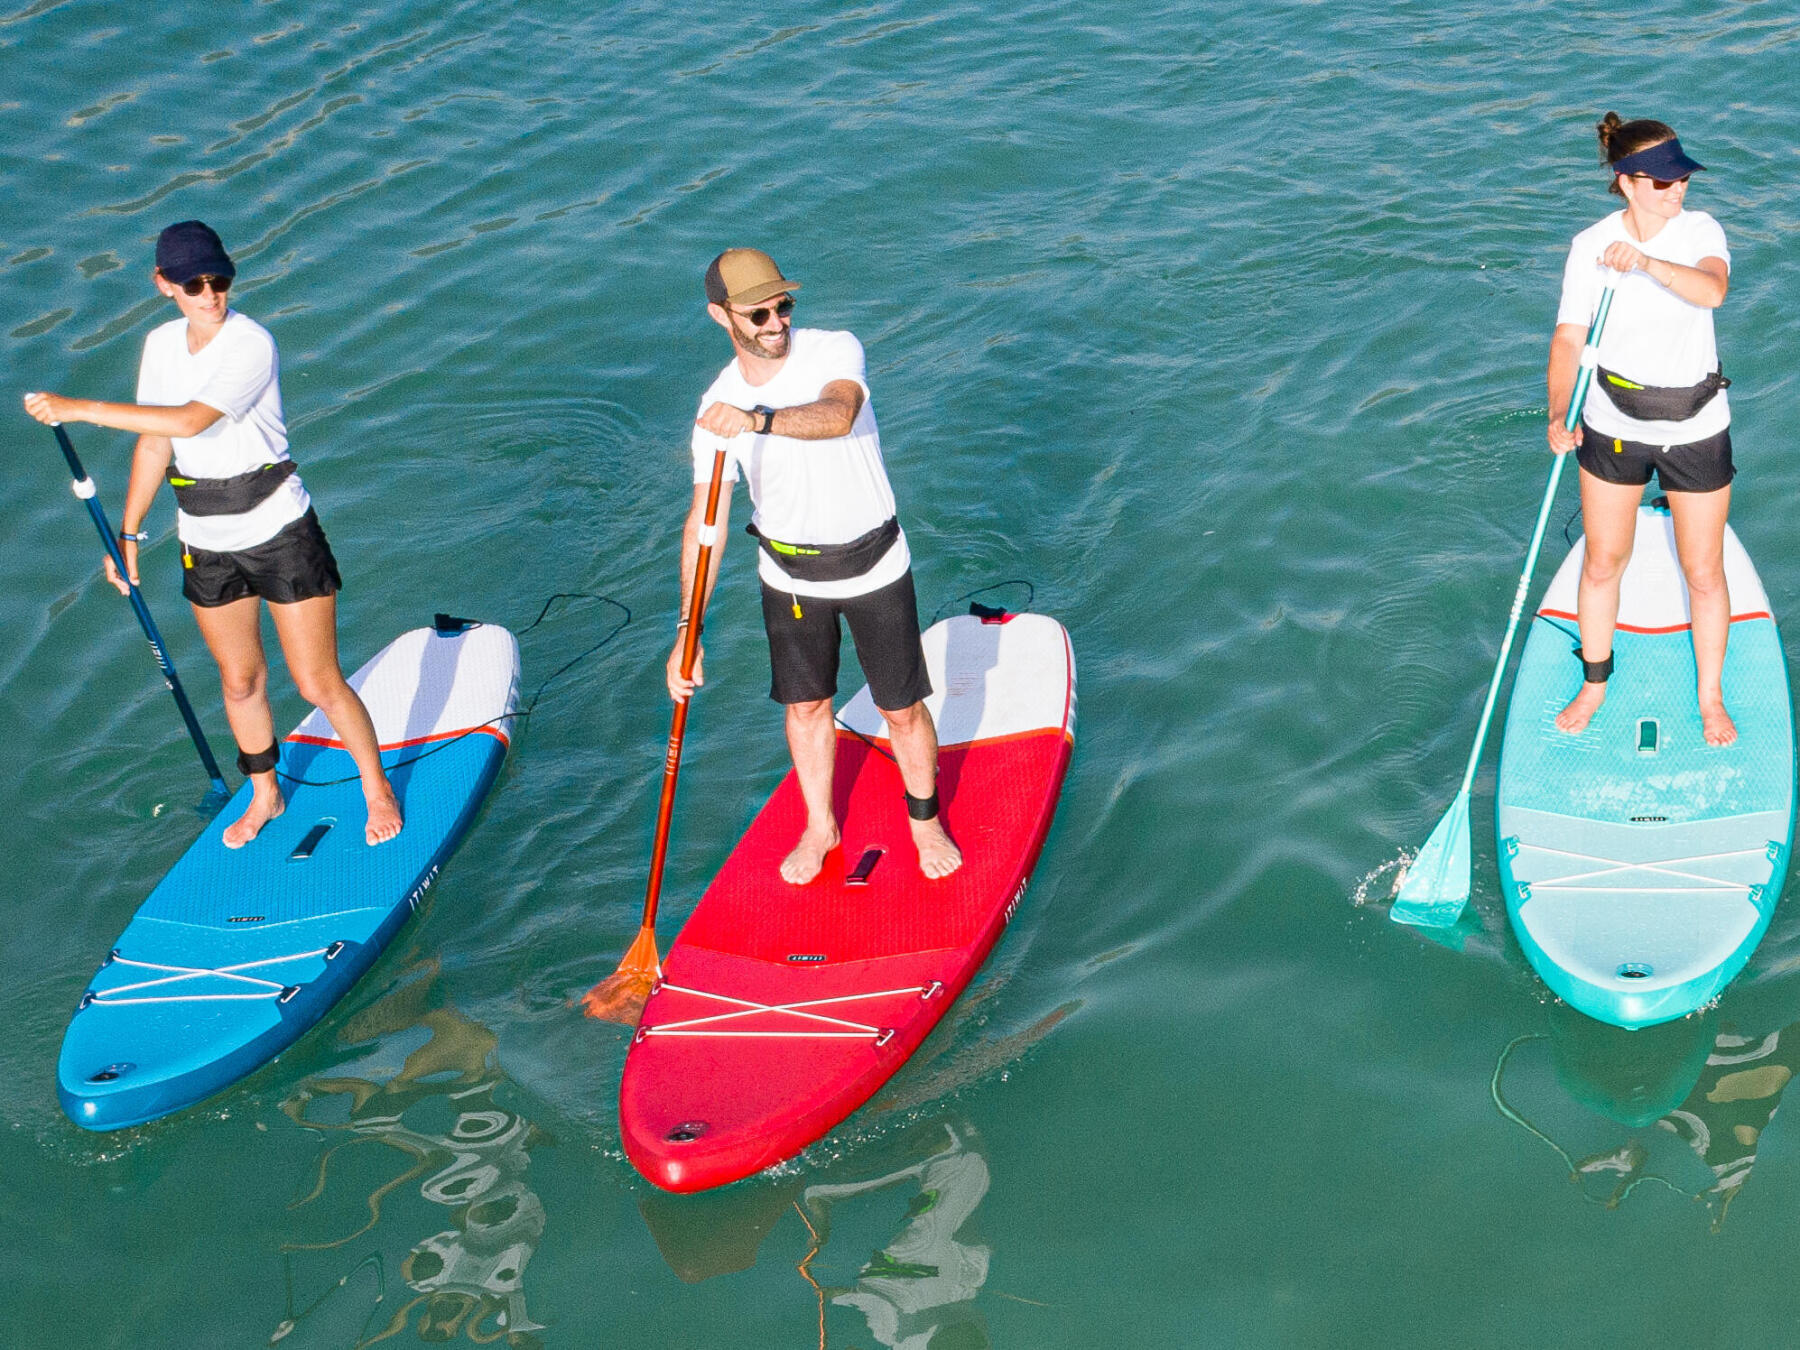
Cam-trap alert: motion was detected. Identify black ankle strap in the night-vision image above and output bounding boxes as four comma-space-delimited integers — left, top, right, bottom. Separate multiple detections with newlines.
1574, 645, 1614, 685
236, 743, 279, 776
905, 789, 940, 822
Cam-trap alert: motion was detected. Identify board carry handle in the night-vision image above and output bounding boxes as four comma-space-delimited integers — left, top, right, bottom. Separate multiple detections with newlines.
50, 424, 231, 807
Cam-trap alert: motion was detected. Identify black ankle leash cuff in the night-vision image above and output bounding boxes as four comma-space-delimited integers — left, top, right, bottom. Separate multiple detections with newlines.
237, 743, 280, 776
905, 790, 940, 822
1574, 645, 1614, 685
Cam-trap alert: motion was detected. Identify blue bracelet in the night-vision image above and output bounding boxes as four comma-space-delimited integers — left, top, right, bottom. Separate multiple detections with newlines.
118, 530, 150, 543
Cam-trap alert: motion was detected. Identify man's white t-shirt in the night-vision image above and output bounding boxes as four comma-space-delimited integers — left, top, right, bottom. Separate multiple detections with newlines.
136, 310, 310, 552
691, 328, 910, 600
1556, 208, 1731, 445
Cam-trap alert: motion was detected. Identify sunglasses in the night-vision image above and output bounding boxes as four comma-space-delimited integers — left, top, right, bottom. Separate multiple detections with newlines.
1629, 173, 1689, 191
169, 273, 232, 296
732, 296, 795, 326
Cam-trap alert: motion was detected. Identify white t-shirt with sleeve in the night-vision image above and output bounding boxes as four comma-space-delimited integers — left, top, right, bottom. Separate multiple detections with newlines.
690, 327, 910, 599
1556, 208, 1731, 445
136, 309, 310, 552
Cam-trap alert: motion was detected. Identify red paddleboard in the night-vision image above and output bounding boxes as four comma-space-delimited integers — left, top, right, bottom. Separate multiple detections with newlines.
620, 609, 1076, 1192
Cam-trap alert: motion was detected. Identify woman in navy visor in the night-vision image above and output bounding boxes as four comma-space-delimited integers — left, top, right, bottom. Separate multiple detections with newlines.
1545, 114, 1736, 745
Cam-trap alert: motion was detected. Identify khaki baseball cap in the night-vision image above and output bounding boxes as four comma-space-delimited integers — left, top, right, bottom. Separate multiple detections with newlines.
704, 248, 802, 307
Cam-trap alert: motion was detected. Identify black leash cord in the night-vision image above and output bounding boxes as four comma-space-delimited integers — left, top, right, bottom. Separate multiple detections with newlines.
275, 593, 630, 787
842, 579, 1040, 765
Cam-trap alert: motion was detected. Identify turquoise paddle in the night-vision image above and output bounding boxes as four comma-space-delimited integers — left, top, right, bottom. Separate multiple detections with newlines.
1391, 277, 1617, 928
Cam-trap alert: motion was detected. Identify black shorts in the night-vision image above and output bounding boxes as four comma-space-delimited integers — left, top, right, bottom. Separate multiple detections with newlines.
181, 508, 343, 608
760, 570, 933, 710
1576, 423, 1734, 494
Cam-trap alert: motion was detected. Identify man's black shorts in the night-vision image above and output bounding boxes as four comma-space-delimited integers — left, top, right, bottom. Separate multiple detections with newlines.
1576, 422, 1734, 493
181, 508, 343, 608
760, 570, 932, 710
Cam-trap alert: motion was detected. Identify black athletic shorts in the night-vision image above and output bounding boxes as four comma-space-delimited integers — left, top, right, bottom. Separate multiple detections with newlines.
1576, 423, 1734, 494
760, 570, 932, 710
181, 508, 343, 608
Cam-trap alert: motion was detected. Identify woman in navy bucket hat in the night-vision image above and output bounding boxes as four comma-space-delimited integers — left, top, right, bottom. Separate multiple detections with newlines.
1544, 115, 1737, 746
22, 221, 403, 848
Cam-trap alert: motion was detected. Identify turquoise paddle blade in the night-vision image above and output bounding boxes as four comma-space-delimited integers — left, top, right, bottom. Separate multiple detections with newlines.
1391, 791, 1471, 927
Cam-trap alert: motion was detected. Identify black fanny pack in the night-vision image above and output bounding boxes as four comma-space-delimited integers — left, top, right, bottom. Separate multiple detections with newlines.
747, 515, 900, 584
166, 459, 299, 516
1596, 365, 1729, 423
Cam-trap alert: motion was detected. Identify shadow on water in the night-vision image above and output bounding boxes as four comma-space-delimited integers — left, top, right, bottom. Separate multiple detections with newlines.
271, 958, 548, 1347
1493, 979, 1800, 1232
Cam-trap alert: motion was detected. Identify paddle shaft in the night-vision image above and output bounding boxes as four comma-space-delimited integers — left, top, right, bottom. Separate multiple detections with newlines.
1453, 280, 1617, 797
51, 424, 230, 798
639, 448, 729, 929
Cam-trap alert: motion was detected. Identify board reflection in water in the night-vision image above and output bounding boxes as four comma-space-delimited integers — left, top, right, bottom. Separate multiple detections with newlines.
1496, 997, 1800, 1230
640, 1118, 995, 1350
273, 959, 547, 1347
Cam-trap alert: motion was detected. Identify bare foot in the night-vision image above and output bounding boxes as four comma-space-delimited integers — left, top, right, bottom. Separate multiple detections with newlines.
911, 817, 963, 879
364, 782, 404, 846
781, 821, 840, 885
223, 784, 286, 849
1700, 699, 1738, 748
1555, 682, 1607, 734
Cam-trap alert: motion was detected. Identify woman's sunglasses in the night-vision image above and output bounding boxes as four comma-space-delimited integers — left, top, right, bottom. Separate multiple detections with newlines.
1629, 173, 1689, 191
732, 296, 795, 326
168, 273, 232, 296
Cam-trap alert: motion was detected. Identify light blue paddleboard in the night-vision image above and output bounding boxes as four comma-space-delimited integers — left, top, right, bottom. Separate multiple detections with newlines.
1498, 505, 1795, 1029
59, 620, 519, 1130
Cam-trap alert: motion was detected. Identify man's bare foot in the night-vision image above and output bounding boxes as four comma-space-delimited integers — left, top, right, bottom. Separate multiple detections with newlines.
1555, 682, 1607, 734
911, 817, 963, 880
781, 821, 840, 885
364, 783, 404, 846
1700, 699, 1738, 748
223, 785, 285, 849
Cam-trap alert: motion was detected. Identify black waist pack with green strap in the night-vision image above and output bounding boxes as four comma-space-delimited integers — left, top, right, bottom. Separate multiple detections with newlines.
165, 459, 299, 516
746, 515, 900, 584
1596, 365, 1730, 423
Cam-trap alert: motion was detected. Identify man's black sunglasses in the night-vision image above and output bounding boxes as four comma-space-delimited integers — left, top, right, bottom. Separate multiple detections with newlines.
732, 296, 795, 326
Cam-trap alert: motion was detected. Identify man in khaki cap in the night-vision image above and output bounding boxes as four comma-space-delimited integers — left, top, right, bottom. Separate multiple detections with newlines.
666, 247, 961, 884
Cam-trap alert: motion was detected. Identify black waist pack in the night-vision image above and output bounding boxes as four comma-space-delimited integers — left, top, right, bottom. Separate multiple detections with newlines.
166, 459, 299, 516
747, 515, 900, 584
1596, 366, 1729, 423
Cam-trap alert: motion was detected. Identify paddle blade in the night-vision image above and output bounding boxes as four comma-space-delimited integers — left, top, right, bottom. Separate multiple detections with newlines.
581, 925, 661, 1024
1390, 792, 1472, 928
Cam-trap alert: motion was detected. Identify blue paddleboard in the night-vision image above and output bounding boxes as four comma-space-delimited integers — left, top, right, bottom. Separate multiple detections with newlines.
59, 620, 519, 1130
1498, 505, 1795, 1029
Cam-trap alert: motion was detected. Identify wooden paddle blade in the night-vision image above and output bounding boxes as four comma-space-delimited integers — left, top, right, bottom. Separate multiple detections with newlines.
1390, 791, 1472, 928
582, 925, 661, 1024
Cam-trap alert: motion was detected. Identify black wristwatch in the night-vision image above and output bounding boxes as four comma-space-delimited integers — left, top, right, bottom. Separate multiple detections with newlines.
751, 404, 776, 435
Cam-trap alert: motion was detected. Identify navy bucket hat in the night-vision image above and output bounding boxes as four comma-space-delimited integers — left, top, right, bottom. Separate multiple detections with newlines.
1611, 138, 1706, 182
155, 220, 235, 284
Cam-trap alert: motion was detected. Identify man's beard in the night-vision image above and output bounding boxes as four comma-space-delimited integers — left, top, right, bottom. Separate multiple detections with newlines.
732, 322, 790, 360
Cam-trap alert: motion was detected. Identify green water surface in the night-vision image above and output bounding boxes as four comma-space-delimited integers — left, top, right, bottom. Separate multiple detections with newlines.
5, 2, 1800, 1346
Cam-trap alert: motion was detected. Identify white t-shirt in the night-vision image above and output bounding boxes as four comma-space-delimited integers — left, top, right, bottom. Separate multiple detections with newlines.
691, 327, 910, 599
136, 310, 310, 552
1556, 208, 1731, 445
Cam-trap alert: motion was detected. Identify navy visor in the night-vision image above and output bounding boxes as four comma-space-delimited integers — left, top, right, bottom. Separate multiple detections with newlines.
1612, 138, 1706, 181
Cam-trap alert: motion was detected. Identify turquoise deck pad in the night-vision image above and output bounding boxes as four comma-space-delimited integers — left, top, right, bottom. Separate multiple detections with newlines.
1497, 513, 1795, 1029
57, 623, 519, 1130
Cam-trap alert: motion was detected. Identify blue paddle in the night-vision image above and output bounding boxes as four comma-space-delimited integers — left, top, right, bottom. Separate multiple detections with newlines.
1391, 278, 1617, 928
50, 423, 231, 809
